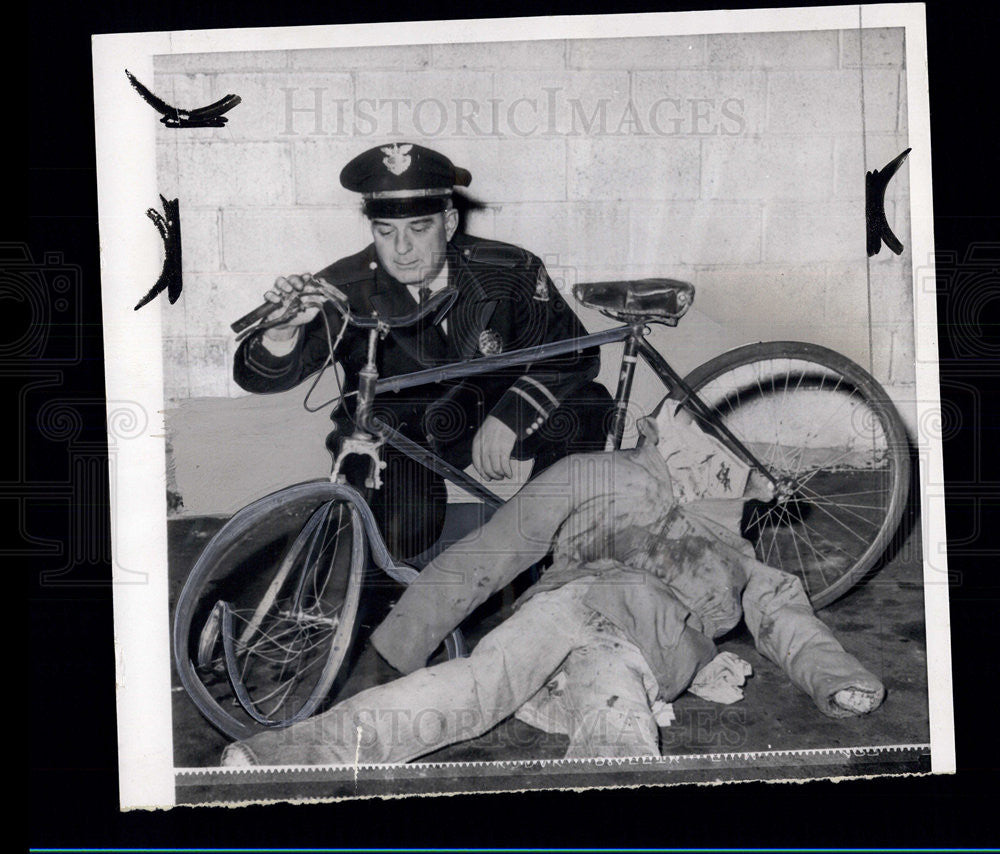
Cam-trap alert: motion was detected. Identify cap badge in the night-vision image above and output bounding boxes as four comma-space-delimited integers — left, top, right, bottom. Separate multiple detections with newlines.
478, 329, 503, 356
380, 143, 413, 176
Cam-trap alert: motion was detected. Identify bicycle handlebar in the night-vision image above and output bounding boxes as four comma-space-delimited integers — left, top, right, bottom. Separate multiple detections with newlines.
351, 287, 459, 329
231, 284, 459, 335
231, 301, 280, 334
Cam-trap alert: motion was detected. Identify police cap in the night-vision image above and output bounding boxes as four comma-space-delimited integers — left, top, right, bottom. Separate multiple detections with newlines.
340, 143, 472, 219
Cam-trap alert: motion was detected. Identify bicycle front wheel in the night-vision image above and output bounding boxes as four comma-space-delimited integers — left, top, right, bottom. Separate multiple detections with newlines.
173, 481, 365, 741
678, 341, 911, 610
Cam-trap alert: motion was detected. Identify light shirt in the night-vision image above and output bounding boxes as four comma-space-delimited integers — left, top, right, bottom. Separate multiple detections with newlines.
406, 261, 450, 335
262, 260, 453, 357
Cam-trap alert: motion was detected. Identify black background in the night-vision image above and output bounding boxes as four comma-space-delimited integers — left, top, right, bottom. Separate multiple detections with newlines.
26, 0, 999, 848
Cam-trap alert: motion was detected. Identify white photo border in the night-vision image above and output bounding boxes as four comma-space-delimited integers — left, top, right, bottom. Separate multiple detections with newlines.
93, 2, 952, 810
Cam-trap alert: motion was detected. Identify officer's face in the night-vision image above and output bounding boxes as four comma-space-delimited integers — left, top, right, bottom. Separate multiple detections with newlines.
370, 209, 458, 285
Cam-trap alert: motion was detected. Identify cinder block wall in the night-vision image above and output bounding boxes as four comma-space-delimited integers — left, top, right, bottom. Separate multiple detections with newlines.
154, 29, 914, 514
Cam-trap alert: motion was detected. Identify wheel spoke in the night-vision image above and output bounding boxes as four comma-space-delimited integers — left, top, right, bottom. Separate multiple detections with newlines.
796, 375, 848, 451
678, 346, 908, 611
797, 483, 887, 526
787, 386, 871, 482
800, 498, 886, 512
784, 507, 809, 591
750, 499, 787, 532
802, 493, 874, 546
787, 512, 831, 589
176, 488, 368, 739
760, 508, 780, 566
797, 486, 891, 500
793, 441, 886, 490
793, 512, 866, 564
767, 506, 787, 574
757, 364, 795, 474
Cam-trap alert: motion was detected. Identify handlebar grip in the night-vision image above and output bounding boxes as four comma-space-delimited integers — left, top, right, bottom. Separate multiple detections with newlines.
231, 301, 278, 334
232, 286, 454, 335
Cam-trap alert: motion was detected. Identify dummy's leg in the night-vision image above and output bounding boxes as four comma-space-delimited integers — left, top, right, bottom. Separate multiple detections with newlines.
558, 612, 722, 758
558, 617, 660, 758
516, 589, 718, 755
371, 453, 611, 674
223, 580, 595, 766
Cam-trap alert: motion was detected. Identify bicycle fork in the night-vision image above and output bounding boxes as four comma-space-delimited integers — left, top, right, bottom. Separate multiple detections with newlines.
330, 324, 390, 490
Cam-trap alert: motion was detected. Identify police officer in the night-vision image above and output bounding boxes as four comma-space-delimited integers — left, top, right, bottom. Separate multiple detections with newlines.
234, 143, 612, 559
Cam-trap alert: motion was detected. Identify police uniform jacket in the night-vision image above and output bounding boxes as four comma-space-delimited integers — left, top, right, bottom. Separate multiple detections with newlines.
234, 232, 600, 452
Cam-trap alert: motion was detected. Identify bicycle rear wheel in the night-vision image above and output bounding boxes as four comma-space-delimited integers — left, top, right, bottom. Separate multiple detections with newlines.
676, 341, 910, 610
173, 481, 365, 741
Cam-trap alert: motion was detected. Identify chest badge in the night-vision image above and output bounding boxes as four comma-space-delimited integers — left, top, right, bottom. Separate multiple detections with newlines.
478, 329, 503, 356
533, 265, 550, 301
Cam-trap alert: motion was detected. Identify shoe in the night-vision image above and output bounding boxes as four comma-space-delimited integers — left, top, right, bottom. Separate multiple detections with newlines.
220, 742, 258, 767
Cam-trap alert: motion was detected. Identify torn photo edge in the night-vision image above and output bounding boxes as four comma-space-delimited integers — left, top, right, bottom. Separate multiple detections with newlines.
92, 2, 953, 810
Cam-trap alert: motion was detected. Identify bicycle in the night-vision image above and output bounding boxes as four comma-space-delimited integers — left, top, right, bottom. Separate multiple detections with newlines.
173, 277, 911, 741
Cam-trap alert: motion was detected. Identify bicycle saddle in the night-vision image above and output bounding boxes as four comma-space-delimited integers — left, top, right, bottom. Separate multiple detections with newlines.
574, 279, 695, 325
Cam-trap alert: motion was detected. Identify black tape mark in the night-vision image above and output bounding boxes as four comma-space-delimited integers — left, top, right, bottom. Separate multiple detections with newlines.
134, 196, 182, 310
125, 69, 241, 128
866, 148, 911, 257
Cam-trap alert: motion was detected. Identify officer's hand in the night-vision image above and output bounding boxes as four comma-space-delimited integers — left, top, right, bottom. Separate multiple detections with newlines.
471, 416, 516, 481
262, 274, 348, 337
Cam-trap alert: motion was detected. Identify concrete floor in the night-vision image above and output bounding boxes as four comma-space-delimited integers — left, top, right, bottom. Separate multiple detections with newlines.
169, 501, 930, 771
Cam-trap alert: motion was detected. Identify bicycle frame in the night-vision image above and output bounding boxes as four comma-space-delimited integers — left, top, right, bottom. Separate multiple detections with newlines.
177, 307, 911, 739
350, 320, 777, 508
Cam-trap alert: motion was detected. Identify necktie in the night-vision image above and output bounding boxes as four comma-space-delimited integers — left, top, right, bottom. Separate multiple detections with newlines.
418, 286, 447, 339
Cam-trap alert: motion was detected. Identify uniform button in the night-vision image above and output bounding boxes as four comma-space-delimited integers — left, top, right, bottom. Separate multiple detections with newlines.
463, 249, 470, 257
369, 261, 377, 270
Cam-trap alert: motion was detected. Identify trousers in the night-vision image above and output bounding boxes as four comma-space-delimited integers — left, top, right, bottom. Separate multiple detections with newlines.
226, 577, 712, 766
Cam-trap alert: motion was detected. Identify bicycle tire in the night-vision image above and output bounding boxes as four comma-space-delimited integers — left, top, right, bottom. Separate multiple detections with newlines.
173, 481, 366, 741
660, 341, 910, 610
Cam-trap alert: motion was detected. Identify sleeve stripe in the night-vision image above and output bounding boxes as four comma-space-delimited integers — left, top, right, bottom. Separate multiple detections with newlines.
244, 337, 298, 378
516, 375, 559, 407
510, 386, 549, 417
